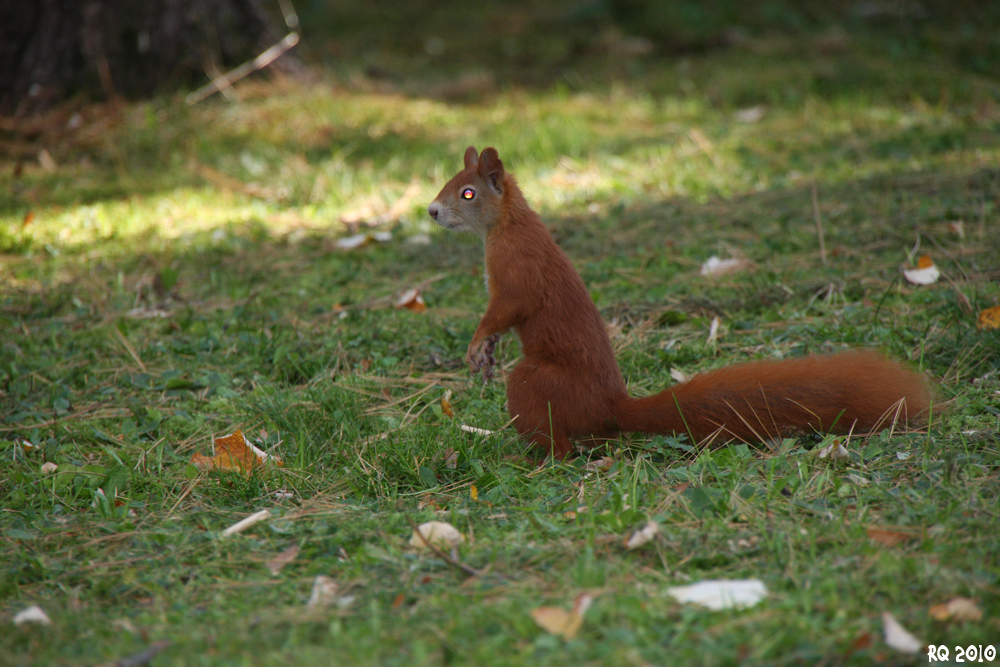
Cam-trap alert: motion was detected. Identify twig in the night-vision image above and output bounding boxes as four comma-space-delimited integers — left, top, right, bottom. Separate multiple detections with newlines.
812, 180, 827, 265
186, 32, 300, 105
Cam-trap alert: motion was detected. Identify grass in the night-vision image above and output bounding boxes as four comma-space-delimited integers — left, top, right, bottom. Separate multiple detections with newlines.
2, 2, 1000, 665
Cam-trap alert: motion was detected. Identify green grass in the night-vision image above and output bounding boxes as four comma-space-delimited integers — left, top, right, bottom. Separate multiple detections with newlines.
2, 2, 1000, 665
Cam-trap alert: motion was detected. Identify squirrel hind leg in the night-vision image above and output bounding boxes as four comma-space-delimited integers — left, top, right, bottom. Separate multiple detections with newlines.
506, 359, 620, 459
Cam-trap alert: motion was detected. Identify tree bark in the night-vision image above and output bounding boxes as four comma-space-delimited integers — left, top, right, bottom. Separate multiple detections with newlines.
0, 0, 288, 116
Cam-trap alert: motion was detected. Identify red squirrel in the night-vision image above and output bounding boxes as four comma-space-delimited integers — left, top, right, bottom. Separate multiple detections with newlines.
428, 146, 932, 458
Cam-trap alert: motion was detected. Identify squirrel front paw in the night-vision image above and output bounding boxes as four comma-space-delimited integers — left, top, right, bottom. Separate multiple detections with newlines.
467, 334, 500, 383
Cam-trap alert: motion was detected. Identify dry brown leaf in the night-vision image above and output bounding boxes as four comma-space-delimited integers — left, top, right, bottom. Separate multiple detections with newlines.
266, 544, 300, 576
585, 456, 614, 473
440, 395, 455, 418
928, 597, 982, 622
866, 527, 917, 547
395, 288, 427, 312
530, 593, 594, 639
976, 305, 1000, 330
190, 430, 282, 475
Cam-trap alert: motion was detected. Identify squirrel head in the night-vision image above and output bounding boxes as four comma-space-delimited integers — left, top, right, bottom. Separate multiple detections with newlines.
428, 146, 505, 240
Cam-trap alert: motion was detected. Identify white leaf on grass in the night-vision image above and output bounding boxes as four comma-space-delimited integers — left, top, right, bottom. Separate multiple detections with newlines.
624, 520, 660, 549
40, 462, 58, 474
670, 368, 689, 383
409, 521, 464, 550
896, 451, 912, 461
307, 575, 339, 608
700, 255, 752, 276
334, 233, 370, 250
734, 106, 767, 123
817, 440, 850, 460
706, 316, 721, 345
882, 612, 924, 653
13, 604, 51, 626
666, 579, 768, 610
902, 257, 940, 285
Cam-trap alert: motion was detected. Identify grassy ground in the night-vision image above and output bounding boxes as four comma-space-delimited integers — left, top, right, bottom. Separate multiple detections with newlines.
2, 2, 1000, 665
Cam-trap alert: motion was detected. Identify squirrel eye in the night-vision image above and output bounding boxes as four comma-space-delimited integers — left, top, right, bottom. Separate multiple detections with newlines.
461, 188, 475, 200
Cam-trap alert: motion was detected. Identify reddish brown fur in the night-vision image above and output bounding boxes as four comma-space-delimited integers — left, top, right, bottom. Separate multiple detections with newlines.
428, 147, 932, 458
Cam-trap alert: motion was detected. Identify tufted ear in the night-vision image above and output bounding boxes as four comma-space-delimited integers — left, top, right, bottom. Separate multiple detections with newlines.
463, 146, 479, 170
478, 147, 504, 194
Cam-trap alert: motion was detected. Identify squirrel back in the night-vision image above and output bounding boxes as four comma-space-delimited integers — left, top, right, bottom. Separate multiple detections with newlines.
430, 147, 932, 457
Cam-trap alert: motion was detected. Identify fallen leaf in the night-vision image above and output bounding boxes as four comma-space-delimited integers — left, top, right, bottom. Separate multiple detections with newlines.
395, 288, 427, 312
441, 447, 458, 469
882, 612, 924, 653
734, 106, 767, 123
976, 305, 1000, 330
440, 394, 454, 418
37, 149, 57, 172
902, 255, 940, 285
307, 575, 340, 608
866, 527, 916, 547
670, 368, 689, 383
13, 604, 52, 626
585, 456, 614, 473
334, 231, 393, 250
406, 233, 432, 245
410, 521, 464, 550
190, 430, 282, 475
817, 439, 849, 460
624, 520, 660, 549
928, 597, 982, 622
266, 544, 300, 576
700, 255, 752, 276
470, 485, 478, 501
530, 593, 594, 639
220, 509, 271, 537
335, 233, 371, 250
40, 462, 58, 474
706, 316, 721, 345
666, 579, 768, 610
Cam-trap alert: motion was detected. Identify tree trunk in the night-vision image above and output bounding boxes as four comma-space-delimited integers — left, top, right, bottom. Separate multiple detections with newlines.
0, 0, 289, 116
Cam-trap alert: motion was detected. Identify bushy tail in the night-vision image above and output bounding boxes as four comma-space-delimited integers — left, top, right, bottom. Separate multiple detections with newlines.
613, 351, 931, 445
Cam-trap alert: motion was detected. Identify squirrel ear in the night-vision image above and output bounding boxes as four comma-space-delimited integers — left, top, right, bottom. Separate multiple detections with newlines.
463, 146, 479, 169
478, 147, 504, 193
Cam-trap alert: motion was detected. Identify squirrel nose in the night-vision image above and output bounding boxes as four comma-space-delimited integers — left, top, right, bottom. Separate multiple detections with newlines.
427, 203, 440, 220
